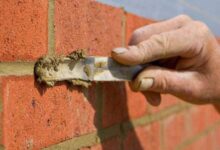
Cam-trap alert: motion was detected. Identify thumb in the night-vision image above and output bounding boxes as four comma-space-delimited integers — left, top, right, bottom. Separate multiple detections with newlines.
131, 66, 203, 98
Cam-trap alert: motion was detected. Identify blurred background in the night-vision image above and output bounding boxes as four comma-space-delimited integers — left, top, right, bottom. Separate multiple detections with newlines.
98, 0, 220, 36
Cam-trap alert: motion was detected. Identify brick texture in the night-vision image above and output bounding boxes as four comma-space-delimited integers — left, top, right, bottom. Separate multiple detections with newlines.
55, 0, 123, 56
81, 137, 121, 150
0, 77, 2, 145
189, 105, 220, 135
123, 122, 160, 150
0, 0, 48, 61
163, 112, 188, 150
102, 82, 148, 128
1, 1, 220, 149
1, 76, 97, 149
150, 95, 179, 113
184, 134, 213, 150
212, 125, 220, 150
102, 82, 127, 128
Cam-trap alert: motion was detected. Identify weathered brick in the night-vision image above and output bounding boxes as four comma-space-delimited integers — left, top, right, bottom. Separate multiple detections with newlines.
55, 0, 123, 56
0, 0, 48, 61
184, 134, 213, 150
189, 105, 220, 135
126, 13, 154, 45
150, 95, 179, 112
212, 125, 220, 150
123, 122, 160, 150
102, 82, 148, 128
102, 82, 127, 128
125, 83, 148, 119
0, 77, 3, 145
1, 76, 97, 149
163, 112, 188, 150
81, 137, 120, 150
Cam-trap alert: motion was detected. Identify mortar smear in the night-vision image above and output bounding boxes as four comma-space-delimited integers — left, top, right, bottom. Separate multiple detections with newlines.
35, 49, 91, 88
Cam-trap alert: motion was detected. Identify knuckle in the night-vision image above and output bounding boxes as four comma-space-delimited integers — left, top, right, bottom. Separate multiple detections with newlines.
157, 75, 169, 93
130, 29, 143, 45
150, 33, 169, 51
177, 14, 192, 22
192, 21, 210, 33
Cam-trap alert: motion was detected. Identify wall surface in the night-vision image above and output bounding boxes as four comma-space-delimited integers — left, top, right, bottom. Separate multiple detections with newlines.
0, 0, 220, 150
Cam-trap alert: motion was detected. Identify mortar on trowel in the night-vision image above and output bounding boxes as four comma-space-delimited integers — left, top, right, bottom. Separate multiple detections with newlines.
34, 49, 146, 87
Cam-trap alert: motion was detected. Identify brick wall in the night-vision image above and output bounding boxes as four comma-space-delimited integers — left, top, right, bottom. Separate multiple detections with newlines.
0, 0, 220, 150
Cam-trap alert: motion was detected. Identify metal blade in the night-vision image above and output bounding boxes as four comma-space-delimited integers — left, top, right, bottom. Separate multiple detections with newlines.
36, 56, 146, 83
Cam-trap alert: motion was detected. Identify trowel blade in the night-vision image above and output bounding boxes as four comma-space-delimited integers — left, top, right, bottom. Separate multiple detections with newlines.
36, 56, 146, 82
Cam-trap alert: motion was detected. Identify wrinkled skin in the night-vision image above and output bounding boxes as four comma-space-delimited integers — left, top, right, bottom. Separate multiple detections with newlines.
111, 15, 220, 106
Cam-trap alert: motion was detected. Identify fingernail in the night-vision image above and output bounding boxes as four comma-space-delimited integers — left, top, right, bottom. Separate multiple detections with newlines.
112, 48, 127, 54
138, 78, 154, 91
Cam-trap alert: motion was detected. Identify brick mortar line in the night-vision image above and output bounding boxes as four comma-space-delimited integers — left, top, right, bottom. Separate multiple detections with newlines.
95, 83, 104, 130
121, 8, 127, 47
0, 145, 3, 150
122, 103, 191, 131
0, 78, 2, 147
44, 103, 191, 149
0, 62, 35, 76
48, 0, 55, 56
175, 119, 220, 150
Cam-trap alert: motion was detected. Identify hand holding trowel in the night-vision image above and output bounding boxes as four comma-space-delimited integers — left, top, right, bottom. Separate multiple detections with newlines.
34, 49, 146, 87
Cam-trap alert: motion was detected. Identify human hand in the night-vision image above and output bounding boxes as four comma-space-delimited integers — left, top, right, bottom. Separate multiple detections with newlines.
112, 15, 220, 106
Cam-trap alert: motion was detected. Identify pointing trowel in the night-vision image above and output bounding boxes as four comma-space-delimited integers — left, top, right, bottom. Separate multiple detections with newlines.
35, 51, 146, 87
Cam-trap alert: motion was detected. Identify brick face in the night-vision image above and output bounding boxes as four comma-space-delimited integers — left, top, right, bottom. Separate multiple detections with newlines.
150, 95, 179, 113
102, 82, 148, 128
163, 112, 188, 150
212, 125, 220, 149
0, 0, 48, 61
123, 122, 160, 150
81, 137, 121, 150
1, 76, 97, 149
125, 83, 148, 119
0, 77, 3, 145
55, 0, 123, 56
184, 134, 213, 150
189, 105, 220, 135
102, 82, 127, 128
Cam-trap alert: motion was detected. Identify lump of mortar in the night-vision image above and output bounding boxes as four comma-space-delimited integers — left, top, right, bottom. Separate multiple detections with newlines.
34, 55, 64, 87
35, 49, 91, 88
67, 49, 86, 61
70, 79, 91, 88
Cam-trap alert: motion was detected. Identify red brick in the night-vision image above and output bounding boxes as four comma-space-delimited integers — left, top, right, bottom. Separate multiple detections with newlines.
1, 76, 97, 149
0, 77, 3, 145
126, 13, 155, 45
123, 122, 160, 150
184, 134, 213, 150
0, 0, 48, 61
55, 0, 123, 56
81, 137, 120, 150
102, 82, 127, 128
102, 83, 148, 128
212, 125, 220, 149
150, 94, 179, 113
125, 83, 148, 119
163, 112, 188, 150
189, 105, 220, 135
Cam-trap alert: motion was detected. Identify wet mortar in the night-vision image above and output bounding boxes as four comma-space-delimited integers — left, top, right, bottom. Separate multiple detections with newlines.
35, 49, 91, 88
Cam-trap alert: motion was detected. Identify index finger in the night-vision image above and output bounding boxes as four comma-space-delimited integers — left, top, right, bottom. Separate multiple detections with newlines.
112, 21, 206, 65
129, 14, 192, 45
